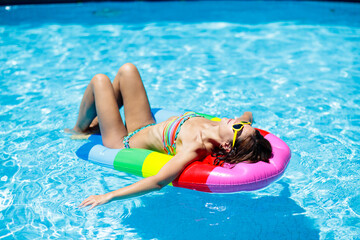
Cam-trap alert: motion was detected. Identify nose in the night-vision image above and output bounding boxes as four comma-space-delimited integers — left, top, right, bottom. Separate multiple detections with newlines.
233, 117, 241, 122
221, 117, 228, 123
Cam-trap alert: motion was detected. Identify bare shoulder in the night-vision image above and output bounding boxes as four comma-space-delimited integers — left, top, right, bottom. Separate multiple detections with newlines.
176, 142, 207, 162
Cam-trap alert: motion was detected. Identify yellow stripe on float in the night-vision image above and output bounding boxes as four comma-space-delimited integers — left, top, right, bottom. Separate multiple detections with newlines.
142, 152, 174, 186
211, 117, 221, 122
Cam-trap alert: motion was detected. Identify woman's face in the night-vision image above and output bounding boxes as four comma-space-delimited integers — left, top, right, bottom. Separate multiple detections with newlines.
219, 117, 255, 143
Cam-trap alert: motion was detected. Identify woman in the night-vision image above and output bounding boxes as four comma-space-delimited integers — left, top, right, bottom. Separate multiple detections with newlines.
68, 63, 272, 210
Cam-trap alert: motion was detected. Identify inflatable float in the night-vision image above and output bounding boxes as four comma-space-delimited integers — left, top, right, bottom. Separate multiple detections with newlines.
76, 108, 291, 193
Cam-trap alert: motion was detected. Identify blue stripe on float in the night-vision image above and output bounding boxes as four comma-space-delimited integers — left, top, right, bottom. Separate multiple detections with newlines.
88, 145, 121, 169
88, 134, 103, 144
153, 109, 182, 123
76, 142, 97, 160
151, 108, 162, 120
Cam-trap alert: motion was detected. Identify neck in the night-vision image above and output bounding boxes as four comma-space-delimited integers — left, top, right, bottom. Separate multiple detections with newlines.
200, 122, 222, 152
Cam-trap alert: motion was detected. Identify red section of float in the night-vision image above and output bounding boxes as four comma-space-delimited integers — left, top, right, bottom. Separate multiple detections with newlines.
255, 128, 269, 137
173, 158, 217, 192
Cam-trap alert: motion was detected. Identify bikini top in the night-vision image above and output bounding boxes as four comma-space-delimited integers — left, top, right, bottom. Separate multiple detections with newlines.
162, 112, 203, 155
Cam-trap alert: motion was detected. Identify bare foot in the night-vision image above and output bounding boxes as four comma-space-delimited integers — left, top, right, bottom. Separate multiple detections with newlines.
70, 134, 92, 140
89, 117, 99, 128
64, 126, 99, 140
64, 128, 82, 134
64, 125, 99, 134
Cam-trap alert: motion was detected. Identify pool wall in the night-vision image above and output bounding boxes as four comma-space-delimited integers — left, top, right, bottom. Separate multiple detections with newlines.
1, 0, 359, 6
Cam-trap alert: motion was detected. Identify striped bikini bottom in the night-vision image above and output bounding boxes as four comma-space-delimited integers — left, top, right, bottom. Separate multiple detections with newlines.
123, 123, 156, 149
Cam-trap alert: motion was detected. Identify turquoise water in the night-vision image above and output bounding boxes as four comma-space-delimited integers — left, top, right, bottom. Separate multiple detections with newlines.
1, 1, 360, 239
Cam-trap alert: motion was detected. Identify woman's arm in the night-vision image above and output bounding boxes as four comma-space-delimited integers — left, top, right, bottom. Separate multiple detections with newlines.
79, 149, 198, 210
239, 111, 253, 124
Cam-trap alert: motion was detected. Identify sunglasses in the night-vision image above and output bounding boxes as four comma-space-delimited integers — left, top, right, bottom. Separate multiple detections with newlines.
232, 121, 251, 147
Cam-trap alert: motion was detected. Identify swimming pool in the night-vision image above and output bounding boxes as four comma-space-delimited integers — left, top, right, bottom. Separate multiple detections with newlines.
1, 1, 360, 239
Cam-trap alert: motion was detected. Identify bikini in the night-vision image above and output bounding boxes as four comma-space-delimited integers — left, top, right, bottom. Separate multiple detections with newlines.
123, 123, 155, 149
162, 112, 202, 155
123, 112, 202, 154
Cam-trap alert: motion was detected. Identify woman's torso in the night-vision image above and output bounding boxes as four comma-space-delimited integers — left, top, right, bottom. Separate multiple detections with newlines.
125, 115, 215, 155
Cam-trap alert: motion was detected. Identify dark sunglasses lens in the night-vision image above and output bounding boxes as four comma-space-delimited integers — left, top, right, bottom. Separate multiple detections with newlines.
233, 123, 243, 130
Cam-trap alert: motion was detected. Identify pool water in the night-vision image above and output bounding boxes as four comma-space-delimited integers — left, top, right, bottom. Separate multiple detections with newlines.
1, 1, 360, 239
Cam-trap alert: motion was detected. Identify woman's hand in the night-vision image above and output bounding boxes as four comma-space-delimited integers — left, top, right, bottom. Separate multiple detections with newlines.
240, 111, 253, 124
79, 193, 112, 210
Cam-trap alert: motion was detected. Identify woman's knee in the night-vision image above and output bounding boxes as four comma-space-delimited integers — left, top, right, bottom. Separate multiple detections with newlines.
91, 74, 111, 88
118, 63, 139, 76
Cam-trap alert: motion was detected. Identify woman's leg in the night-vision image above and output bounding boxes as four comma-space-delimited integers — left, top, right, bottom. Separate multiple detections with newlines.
87, 63, 154, 133
112, 63, 154, 133
73, 74, 127, 148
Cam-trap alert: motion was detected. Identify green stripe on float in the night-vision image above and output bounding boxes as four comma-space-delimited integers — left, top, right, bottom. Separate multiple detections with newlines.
113, 148, 152, 177
194, 112, 221, 122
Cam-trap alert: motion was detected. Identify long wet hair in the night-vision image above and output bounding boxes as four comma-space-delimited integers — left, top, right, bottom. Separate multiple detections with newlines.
212, 129, 272, 165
